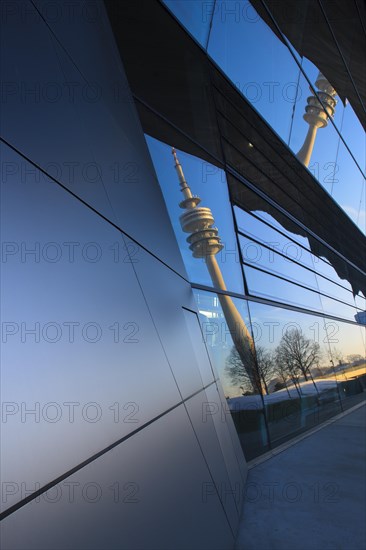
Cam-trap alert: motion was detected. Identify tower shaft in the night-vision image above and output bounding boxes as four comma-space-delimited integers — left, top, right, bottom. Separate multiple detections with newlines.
297, 72, 337, 167
296, 125, 318, 167
172, 148, 262, 394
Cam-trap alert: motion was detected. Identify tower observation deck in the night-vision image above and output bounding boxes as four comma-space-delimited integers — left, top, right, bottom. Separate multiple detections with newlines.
297, 71, 338, 167
172, 148, 263, 394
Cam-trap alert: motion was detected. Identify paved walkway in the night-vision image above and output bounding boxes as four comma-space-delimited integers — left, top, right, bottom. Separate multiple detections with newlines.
235, 403, 366, 550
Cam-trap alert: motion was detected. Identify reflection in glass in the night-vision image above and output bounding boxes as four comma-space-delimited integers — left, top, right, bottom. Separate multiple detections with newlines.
239, 234, 320, 292
146, 136, 244, 293
290, 59, 365, 234
163, 0, 213, 48
248, 301, 365, 448
327, 320, 366, 411
234, 205, 313, 261
192, 289, 365, 460
317, 295, 361, 322
169, 147, 260, 392
340, 102, 366, 177
244, 265, 325, 312
208, 0, 301, 143
330, 139, 365, 235
296, 71, 337, 168
289, 58, 341, 171
235, 205, 364, 316
248, 303, 337, 447
355, 293, 366, 312
193, 289, 269, 460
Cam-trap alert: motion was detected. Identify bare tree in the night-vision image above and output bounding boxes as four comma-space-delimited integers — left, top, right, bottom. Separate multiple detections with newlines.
225, 345, 274, 395
256, 347, 275, 395
328, 346, 346, 366
225, 345, 256, 395
275, 341, 302, 397
273, 358, 292, 398
275, 328, 321, 383
346, 354, 363, 365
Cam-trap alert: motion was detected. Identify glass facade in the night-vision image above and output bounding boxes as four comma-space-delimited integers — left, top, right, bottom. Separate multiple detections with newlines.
147, 129, 365, 462
146, 1, 366, 463
163, 0, 366, 235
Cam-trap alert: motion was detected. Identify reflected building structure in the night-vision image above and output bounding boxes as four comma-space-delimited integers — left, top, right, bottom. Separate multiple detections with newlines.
1, 1, 365, 549
355, 311, 366, 325
297, 72, 338, 167
172, 147, 261, 393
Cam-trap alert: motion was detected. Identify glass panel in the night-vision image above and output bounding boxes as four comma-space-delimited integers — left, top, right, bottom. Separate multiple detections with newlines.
234, 204, 363, 301
298, 57, 345, 144
222, 138, 307, 228
235, 206, 310, 253
204, 0, 365, 234
208, 0, 302, 143
355, 311, 366, 325
162, 0, 213, 48
193, 289, 364, 457
239, 234, 361, 320
245, 264, 360, 321
340, 102, 366, 179
315, 276, 358, 310
244, 265, 325, 312
294, 56, 365, 173
145, 136, 244, 293
327, 319, 366, 411
234, 194, 329, 271
310, 247, 364, 303
289, 58, 366, 234
235, 206, 324, 276
355, 292, 366, 312
330, 139, 365, 235
239, 234, 320, 292
317, 296, 362, 322
193, 289, 270, 460
289, 68, 339, 187
247, 302, 344, 448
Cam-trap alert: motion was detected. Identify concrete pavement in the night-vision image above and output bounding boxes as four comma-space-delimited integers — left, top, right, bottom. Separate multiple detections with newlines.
235, 402, 366, 550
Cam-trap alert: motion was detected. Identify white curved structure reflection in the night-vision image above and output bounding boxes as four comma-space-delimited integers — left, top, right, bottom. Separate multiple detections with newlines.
297, 72, 337, 167
172, 148, 262, 393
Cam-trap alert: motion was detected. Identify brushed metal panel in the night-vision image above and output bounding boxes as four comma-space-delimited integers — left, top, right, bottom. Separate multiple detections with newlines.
0, 0, 186, 276
1, 405, 234, 550
1, 145, 182, 511
215, 382, 248, 485
185, 388, 240, 535
204, 383, 247, 514
182, 309, 217, 389
123, 240, 215, 398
